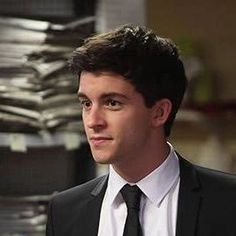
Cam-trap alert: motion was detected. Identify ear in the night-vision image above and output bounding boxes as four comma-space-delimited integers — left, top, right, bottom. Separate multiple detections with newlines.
151, 99, 172, 127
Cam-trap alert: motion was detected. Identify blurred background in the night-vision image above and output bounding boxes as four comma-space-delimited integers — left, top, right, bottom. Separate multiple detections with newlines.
0, 0, 235, 235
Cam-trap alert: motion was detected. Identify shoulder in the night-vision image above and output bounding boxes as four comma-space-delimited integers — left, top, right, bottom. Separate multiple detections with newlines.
195, 164, 236, 192
50, 175, 108, 206
46, 175, 108, 233
179, 156, 236, 195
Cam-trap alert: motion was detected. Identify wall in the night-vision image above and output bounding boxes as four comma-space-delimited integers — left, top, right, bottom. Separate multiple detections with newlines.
146, 0, 236, 101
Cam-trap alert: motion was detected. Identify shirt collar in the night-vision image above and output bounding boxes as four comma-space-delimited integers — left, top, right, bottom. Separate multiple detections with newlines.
106, 142, 180, 207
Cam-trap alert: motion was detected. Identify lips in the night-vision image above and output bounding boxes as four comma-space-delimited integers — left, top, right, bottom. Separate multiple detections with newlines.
89, 136, 113, 146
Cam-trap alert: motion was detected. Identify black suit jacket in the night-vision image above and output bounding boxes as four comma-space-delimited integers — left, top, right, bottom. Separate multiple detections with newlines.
46, 157, 236, 236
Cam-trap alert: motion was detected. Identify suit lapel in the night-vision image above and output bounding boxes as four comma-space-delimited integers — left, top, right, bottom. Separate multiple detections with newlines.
176, 157, 201, 236
78, 157, 202, 236
81, 175, 108, 236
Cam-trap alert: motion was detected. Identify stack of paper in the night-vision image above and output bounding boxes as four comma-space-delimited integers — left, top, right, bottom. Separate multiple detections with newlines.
0, 16, 94, 134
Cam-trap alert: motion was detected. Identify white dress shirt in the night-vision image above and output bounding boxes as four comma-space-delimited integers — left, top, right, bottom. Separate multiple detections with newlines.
97, 143, 180, 236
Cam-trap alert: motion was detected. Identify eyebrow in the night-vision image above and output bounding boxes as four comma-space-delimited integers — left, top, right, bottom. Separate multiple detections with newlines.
77, 92, 130, 100
77, 92, 87, 99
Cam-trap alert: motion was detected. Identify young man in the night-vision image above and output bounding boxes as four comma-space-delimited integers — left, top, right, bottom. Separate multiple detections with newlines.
46, 25, 236, 236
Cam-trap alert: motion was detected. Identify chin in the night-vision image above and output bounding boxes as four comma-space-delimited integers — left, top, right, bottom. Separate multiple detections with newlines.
92, 153, 116, 165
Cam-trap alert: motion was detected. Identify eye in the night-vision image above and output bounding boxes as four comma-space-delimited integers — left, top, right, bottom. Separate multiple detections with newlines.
105, 99, 122, 110
79, 99, 92, 110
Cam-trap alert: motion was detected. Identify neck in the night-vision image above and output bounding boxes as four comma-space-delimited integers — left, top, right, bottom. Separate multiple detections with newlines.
112, 140, 170, 183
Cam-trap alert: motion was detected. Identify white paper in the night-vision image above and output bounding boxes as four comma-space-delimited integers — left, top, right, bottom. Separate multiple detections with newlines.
9, 133, 27, 152
64, 133, 81, 150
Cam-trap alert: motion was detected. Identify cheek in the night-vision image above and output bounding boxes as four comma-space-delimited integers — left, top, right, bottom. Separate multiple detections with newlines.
112, 112, 151, 139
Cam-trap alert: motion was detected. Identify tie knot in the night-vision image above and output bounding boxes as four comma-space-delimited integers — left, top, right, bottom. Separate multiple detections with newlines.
121, 184, 142, 210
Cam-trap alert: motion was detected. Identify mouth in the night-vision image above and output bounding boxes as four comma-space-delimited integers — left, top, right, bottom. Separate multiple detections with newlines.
89, 136, 113, 146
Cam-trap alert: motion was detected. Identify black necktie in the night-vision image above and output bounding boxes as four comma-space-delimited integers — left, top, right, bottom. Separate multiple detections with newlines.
121, 184, 143, 236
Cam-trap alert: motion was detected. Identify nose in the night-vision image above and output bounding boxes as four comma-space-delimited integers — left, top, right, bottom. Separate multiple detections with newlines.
84, 106, 106, 131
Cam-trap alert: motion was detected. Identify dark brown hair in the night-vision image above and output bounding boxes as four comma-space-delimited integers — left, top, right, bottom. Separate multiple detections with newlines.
69, 24, 187, 136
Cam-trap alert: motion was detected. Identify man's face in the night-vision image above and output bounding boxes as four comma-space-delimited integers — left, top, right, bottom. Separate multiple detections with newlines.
78, 71, 154, 167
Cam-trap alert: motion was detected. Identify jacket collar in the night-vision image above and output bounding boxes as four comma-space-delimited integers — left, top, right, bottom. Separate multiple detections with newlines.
82, 175, 108, 236
176, 155, 201, 236
91, 175, 108, 196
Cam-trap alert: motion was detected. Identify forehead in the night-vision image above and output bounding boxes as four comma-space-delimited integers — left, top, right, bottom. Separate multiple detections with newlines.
78, 71, 136, 96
